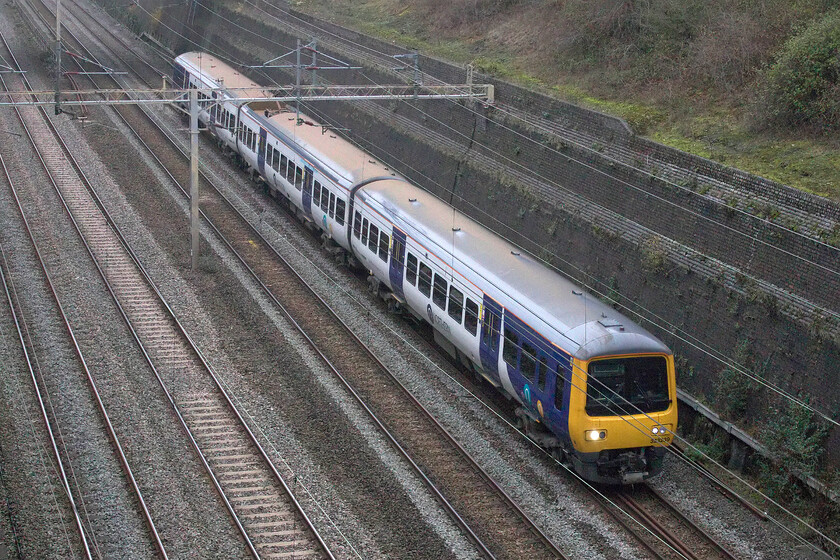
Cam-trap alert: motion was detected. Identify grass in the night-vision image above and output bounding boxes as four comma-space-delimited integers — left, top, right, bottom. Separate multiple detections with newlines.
292, 0, 840, 203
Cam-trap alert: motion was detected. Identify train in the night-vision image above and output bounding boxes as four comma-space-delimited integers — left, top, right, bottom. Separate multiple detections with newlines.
173, 51, 678, 484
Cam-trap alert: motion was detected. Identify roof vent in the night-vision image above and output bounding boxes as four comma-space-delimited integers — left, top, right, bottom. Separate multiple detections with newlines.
598, 318, 624, 330
452, 227, 461, 232
572, 290, 583, 296
511, 251, 520, 256
409, 198, 417, 202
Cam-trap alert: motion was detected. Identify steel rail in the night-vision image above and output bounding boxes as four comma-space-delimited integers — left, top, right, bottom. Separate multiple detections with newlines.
0, 28, 169, 560
20, 2, 337, 557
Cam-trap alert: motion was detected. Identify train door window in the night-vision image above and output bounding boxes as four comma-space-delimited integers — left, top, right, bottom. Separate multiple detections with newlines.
294, 166, 304, 189
281, 155, 288, 176
406, 253, 418, 285
483, 311, 500, 351
418, 263, 432, 297
521, 342, 537, 382
503, 327, 519, 367
335, 199, 346, 225
266, 145, 273, 166
320, 188, 330, 212
378, 233, 389, 262
368, 224, 379, 253
432, 273, 447, 309
361, 218, 369, 245
537, 355, 548, 392
313, 182, 321, 206
392, 238, 403, 268
464, 299, 478, 335
555, 362, 566, 410
353, 211, 362, 239
448, 286, 463, 323
329, 193, 336, 218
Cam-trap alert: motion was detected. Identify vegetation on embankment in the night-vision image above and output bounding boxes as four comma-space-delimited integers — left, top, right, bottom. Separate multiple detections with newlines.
294, 0, 840, 201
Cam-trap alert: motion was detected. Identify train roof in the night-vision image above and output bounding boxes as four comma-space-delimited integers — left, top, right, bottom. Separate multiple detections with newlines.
176, 52, 396, 187
359, 181, 670, 360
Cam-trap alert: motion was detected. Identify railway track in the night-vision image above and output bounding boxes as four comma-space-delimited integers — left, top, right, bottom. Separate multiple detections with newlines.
610, 484, 738, 560
2, 11, 334, 559
33, 2, 575, 558
0, 30, 166, 560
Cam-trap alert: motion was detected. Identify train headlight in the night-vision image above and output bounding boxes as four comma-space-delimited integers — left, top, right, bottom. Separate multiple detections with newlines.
651, 425, 671, 436
585, 430, 607, 441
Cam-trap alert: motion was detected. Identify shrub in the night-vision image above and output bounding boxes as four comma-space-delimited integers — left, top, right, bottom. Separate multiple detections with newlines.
759, 10, 840, 132
714, 339, 758, 420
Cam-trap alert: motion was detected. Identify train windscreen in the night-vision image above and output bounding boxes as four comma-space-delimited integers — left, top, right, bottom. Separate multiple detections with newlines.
585, 356, 670, 416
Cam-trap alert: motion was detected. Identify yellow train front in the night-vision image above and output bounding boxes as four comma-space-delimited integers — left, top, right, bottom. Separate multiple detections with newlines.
564, 352, 677, 484
504, 308, 678, 485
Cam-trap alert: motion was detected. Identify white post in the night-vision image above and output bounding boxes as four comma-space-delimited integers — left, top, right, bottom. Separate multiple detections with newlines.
190, 89, 200, 270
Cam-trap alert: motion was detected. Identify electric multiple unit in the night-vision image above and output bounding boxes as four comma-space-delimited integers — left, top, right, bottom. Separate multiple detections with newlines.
174, 52, 678, 484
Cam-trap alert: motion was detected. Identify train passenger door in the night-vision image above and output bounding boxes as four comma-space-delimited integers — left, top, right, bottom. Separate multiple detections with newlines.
257, 128, 267, 175
479, 296, 502, 384
301, 165, 314, 219
389, 228, 406, 301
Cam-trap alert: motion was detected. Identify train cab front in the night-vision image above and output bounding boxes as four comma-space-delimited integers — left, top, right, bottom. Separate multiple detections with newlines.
567, 352, 678, 484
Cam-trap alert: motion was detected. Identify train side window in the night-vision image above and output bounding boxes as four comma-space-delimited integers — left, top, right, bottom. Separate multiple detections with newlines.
378, 233, 389, 261
335, 199, 345, 225
361, 218, 369, 245
320, 188, 330, 212
329, 193, 336, 218
521, 342, 537, 382
406, 253, 418, 286
555, 362, 566, 410
313, 181, 321, 206
418, 263, 432, 297
432, 273, 447, 309
368, 224, 379, 252
537, 355, 548, 392
464, 299, 478, 335
353, 211, 362, 239
286, 161, 294, 183
448, 286, 463, 323
281, 154, 288, 176
294, 166, 303, 189
272, 147, 280, 171
503, 327, 519, 366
